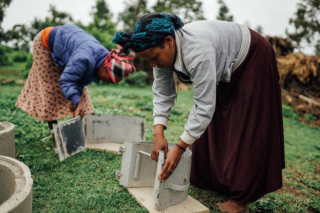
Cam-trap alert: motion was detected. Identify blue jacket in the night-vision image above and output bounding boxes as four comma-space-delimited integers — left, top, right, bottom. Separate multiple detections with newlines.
50, 24, 109, 105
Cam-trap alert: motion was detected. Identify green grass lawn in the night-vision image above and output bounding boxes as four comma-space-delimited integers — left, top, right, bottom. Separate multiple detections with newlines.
0, 47, 31, 80
0, 84, 319, 213
0, 63, 26, 80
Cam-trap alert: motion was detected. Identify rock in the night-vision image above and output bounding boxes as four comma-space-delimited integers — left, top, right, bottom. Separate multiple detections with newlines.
0, 79, 15, 85
16, 80, 25, 85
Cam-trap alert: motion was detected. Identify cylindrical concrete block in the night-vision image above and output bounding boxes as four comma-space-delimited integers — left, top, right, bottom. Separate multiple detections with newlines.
0, 156, 33, 213
0, 122, 15, 158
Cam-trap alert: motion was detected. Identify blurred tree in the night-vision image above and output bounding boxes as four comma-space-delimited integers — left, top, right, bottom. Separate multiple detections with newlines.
2, 5, 74, 50
0, 44, 12, 66
287, 0, 320, 50
216, 0, 233, 22
118, 0, 149, 31
76, 0, 116, 50
3, 5, 74, 50
91, 0, 112, 21
29, 5, 74, 40
315, 40, 320, 56
87, 0, 115, 34
255, 25, 263, 35
0, 0, 12, 25
0, 0, 13, 42
152, 0, 205, 23
5, 24, 29, 51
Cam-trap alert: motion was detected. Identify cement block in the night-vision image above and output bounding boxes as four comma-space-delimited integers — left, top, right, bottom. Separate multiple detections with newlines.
0, 122, 15, 158
0, 155, 33, 213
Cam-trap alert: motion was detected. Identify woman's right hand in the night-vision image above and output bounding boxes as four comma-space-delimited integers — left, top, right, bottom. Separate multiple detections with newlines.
71, 102, 85, 119
152, 125, 168, 162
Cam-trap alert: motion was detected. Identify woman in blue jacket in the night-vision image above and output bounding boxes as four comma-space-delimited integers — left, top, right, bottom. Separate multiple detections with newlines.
16, 24, 135, 150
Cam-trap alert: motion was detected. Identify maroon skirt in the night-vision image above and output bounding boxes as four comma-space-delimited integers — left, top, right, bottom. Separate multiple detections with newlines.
189, 29, 285, 204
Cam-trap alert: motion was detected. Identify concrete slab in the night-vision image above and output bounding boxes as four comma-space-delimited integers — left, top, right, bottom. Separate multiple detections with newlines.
0, 122, 15, 158
86, 142, 122, 154
126, 187, 209, 213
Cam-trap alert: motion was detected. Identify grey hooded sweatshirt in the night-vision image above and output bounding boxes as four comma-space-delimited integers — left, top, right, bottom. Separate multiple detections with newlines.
153, 20, 251, 145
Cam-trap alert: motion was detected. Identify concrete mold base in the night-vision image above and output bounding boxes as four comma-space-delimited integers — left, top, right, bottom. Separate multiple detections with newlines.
126, 187, 209, 213
0, 122, 15, 158
0, 156, 33, 213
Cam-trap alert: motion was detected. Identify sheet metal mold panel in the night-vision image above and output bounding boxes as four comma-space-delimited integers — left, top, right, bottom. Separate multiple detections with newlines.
85, 114, 146, 143
53, 116, 87, 161
119, 142, 159, 187
117, 142, 192, 210
153, 149, 192, 211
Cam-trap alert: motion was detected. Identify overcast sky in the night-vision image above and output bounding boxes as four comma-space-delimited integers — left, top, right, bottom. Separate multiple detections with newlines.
2, 0, 314, 54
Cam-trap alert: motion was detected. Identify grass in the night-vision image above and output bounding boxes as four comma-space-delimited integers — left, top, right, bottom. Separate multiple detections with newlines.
0, 47, 31, 80
0, 84, 319, 212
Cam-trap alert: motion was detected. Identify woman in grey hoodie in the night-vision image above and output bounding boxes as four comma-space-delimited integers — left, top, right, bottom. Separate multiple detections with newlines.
112, 13, 284, 213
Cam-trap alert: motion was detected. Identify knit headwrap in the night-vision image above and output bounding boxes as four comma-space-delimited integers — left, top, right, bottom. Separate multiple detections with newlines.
103, 45, 136, 84
112, 13, 184, 53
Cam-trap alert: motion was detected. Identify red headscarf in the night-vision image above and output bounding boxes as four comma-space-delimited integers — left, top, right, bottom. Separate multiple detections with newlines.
103, 45, 136, 83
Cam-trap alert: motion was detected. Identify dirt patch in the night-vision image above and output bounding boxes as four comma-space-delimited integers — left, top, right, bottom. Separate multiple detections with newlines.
275, 183, 309, 199
315, 164, 320, 176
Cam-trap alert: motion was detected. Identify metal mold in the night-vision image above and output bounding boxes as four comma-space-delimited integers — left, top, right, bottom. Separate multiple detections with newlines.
85, 114, 146, 143
153, 150, 192, 211
117, 142, 192, 211
53, 116, 87, 161
53, 114, 146, 161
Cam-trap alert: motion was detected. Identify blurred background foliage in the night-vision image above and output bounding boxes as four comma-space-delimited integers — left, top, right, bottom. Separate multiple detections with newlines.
1, 0, 319, 69
0, 0, 320, 126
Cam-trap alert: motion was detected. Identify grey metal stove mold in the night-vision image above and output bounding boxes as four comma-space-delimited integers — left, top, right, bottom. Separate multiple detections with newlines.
117, 142, 192, 211
53, 116, 87, 161
153, 150, 192, 211
85, 114, 146, 143
117, 142, 160, 187
53, 114, 146, 161
53, 124, 65, 162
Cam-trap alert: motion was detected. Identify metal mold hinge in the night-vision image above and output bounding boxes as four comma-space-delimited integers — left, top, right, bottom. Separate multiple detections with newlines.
115, 170, 122, 180
133, 151, 151, 180
118, 146, 126, 155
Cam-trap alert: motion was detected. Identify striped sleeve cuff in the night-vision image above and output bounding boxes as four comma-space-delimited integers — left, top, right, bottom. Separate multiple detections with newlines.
154, 117, 168, 128
180, 130, 197, 145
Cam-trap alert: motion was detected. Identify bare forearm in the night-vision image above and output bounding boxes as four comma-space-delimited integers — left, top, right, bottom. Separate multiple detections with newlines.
177, 139, 189, 150
154, 124, 165, 136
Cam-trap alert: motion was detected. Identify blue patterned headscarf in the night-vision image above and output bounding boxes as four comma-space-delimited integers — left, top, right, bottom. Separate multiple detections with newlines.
112, 13, 184, 53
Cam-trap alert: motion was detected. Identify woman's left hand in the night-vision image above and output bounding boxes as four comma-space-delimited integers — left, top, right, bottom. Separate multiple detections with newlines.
159, 144, 185, 182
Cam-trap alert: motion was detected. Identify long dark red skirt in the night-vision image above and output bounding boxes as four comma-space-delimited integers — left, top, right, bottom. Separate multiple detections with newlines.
189, 29, 285, 204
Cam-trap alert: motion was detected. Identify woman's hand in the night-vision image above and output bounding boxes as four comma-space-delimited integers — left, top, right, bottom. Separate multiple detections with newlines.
73, 102, 85, 119
159, 140, 189, 181
159, 145, 184, 181
152, 125, 168, 162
